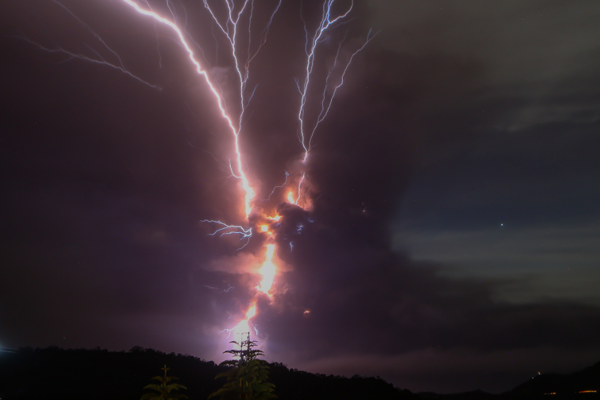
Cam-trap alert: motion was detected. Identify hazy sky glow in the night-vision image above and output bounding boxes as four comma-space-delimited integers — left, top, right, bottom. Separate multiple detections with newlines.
1, 0, 600, 394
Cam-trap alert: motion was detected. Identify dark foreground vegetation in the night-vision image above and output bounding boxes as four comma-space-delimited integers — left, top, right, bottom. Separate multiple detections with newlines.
0, 347, 598, 400
0, 347, 413, 400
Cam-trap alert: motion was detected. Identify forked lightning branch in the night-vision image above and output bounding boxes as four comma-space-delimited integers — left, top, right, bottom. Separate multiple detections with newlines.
24, 0, 375, 343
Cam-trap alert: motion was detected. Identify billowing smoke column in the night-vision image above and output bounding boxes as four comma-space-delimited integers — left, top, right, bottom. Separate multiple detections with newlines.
31, 0, 374, 344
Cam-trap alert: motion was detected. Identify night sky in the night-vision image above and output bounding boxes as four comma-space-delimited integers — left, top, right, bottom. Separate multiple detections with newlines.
2, 0, 600, 394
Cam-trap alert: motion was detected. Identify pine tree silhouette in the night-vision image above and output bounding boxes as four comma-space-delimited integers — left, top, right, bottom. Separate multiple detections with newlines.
209, 333, 276, 400
141, 364, 189, 400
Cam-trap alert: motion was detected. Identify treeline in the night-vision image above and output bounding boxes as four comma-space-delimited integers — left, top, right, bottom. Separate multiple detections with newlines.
0, 347, 415, 400
2, 347, 598, 399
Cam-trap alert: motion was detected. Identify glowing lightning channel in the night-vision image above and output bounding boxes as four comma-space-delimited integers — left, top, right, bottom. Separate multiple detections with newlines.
291, 1, 377, 205
120, 0, 256, 218
200, 219, 253, 250
261, 170, 289, 202
15, 37, 159, 89
16, 0, 160, 89
202, 0, 282, 217
203, 0, 282, 129
50, 0, 131, 67
46, 0, 373, 343
123, 0, 286, 339
115, 0, 375, 341
287, 191, 296, 205
297, 0, 354, 156
257, 244, 276, 295
295, 172, 305, 205
307, 29, 377, 152
233, 304, 257, 337
220, 303, 257, 339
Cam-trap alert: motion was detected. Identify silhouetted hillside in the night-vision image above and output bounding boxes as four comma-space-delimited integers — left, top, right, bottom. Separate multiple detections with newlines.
429, 361, 600, 400
1, 347, 598, 399
0, 347, 416, 400
0, 347, 226, 399
506, 361, 600, 397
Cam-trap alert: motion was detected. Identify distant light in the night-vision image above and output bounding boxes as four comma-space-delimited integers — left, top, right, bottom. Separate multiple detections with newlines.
501, 223, 504, 226
0, 347, 17, 353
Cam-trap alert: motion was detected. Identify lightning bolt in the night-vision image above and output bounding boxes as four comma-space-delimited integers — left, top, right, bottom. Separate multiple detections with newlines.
30, 0, 373, 343
120, 0, 259, 219
297, 0, 353, 155
293, 1, 377, 203
116, 0, 372, 339
16, 37, 160, 89
200, 220, 252, 250
261, 171, 289, 202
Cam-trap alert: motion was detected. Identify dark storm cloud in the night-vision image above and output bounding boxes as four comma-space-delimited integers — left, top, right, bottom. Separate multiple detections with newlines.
370, 0, 600, 312
1, 0, 600, 395
260, 180, 600, 393
257, 44, 600, 385
262, 167, 600, 349
258, 0, 600, 391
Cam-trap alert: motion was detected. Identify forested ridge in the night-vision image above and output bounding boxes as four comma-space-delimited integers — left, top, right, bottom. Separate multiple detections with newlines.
0, 347, 414, 400
1, 347, 598, 399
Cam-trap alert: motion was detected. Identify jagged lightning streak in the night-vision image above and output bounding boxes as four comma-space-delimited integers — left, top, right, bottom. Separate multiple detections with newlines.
52, 0, 125, 61
16, 37, 159, 89
116, 0, 373, 340
202, 0, 282, 217
199, 220, 252, 250
17, 0, 158, 90
50, 0, 127, 65
291, 1, 377, 204
309, 29, 376, 151
118, 0, 287, 340
203, 0, 282, 133
220, 304, 256, 338
297, 0, 354, 156
35, 0, 373, 343
261, 171, 289, 202
119, 0, 257, 218
257, 244, 276, 294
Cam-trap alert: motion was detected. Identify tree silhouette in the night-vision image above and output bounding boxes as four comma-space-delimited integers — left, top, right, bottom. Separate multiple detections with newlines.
209, 333, 276, 400
141, 364, 189, 400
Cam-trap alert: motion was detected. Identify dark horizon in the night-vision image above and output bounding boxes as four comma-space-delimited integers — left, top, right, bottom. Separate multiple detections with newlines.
3, 345, 600, 397
1, 0, 600, 394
